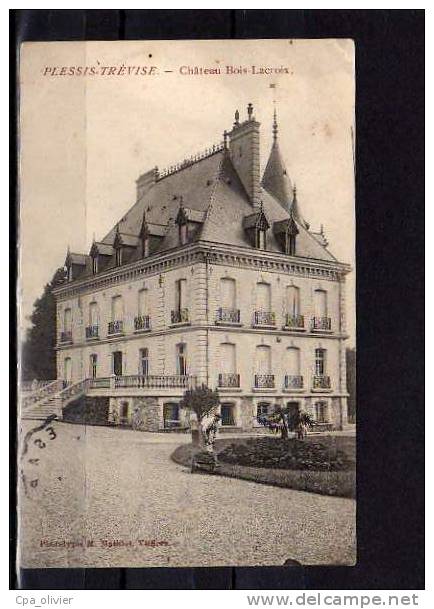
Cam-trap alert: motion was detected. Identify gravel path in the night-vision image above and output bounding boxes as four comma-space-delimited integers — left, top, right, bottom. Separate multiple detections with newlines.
18, 421, 356, 568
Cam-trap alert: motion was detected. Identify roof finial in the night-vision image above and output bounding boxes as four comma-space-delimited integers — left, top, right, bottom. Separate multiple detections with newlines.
273, 107, 278, 143
247, 102, 253, 120
234, 109, 240, 126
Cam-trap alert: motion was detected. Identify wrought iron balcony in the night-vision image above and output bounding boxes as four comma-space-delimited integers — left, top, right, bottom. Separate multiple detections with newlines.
216, 307, 240, 324
254, 374, 275, 388
85, 325, 99, 339
108, 320, 124, 335
60, 330, 72, 343
284, 314, 305, 330
218, 373, 240, 388
253, 310, 276, 327
312, 375, 331, 389
171, 308, 189, 325
134, 315, 150, 331
311, 316, 332, 331
284, 375, 304, 389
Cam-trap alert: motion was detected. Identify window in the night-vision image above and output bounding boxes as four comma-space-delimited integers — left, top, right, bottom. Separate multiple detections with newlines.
139, 347, 149, 376
315, 348, 326, 376
221, 403, 236, 426
314, 289, 327, 318
257, 229, 266, 250
256, 345, 271, 374
286, 285, 300, 316
220, 277, 236, 309
315, 401, 328, 423
115, 246, 122, 266
92, 256, 98, 275
111, 295, 123, 321
163, 403, 180, 428
175, 278, 187, 312
257, 402, 270, 417
143, 235, 149, 257
287, 347, 301, 375
67, 265, 73, 282
89, 302, 98, 326
256, 282, 271, 311
179, 223, 188, 246
112, 351, 123, 376
176, 343, 187, 376
138, 289, 148, 316
220, 343, 236, 374
64, 357, 72, 383
63, 308, 72, 332
90, 354, 98, 379
286, 234, 296, 255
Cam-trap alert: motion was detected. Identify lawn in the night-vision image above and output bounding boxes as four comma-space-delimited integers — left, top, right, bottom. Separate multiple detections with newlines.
171, 434, 356, 498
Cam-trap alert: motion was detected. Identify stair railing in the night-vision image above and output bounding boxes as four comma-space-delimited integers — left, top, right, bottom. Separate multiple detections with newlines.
21, 379, 64, 410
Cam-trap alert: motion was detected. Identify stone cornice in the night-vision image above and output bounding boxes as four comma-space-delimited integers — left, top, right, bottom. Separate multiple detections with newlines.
53, 240, 352, 301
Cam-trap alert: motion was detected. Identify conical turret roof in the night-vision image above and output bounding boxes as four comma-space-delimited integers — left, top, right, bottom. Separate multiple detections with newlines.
261, 110, 293, 209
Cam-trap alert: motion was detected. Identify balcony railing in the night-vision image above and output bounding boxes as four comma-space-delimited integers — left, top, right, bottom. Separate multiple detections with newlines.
216, 308, 240, 324
218, 373, 240, 388
134, 315, 150, 331
171, 308, 189, 325
311, 316, 332, 331
313, 375, 331, 389
108, 320, 124, 335
253, 310, 276, 327
284, 374, 304, 389
254, 374, 275, 388
114, 374, 196, 389
85, 325, 99, 339
88, 377, 110, 389
284, 314, 305, 330
60, 330, 72, 343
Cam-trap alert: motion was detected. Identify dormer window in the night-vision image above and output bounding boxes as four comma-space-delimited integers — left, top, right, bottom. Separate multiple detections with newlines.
286, 233, 296, 255
143, 235, 149, 257
92, 255, 98, 275
179, 223, 188, 246
243, 205, 270, 251
258, 229, 266, 250
115, 246, 122, 266
67, 264, 73, 282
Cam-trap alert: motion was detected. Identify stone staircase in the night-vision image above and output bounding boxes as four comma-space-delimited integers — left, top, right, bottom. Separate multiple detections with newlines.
20, 379, 89, 421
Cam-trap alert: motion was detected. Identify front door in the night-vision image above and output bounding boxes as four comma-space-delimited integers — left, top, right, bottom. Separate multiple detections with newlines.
120, 402, 129, 425
113, 351, 123, 376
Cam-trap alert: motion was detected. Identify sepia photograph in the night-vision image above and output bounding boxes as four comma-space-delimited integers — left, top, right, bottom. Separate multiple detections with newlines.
18, 38, 356, 569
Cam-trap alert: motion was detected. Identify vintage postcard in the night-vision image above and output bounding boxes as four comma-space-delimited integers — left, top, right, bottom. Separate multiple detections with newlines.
18, 39, 356, 569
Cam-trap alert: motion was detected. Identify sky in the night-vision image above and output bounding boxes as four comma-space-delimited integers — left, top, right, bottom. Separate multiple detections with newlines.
19, 39, 355, 345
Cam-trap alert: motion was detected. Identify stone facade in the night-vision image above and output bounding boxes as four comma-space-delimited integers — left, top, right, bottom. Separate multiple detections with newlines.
53, 104, 352, 432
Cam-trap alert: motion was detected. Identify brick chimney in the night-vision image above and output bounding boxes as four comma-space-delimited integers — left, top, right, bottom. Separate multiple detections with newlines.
227, 103, 261, 208
136, 166, 159, 200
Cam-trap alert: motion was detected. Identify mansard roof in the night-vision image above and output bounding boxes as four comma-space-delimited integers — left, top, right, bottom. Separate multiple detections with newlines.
65, 113, 342, 282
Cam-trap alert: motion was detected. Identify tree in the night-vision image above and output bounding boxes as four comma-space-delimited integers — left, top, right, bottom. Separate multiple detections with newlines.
258, 405, 314, 440
21, 267, 66, 381
179, 384, 220, 447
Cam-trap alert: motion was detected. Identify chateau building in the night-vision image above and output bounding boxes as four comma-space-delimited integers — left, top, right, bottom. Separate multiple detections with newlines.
50, 103, 351, 431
